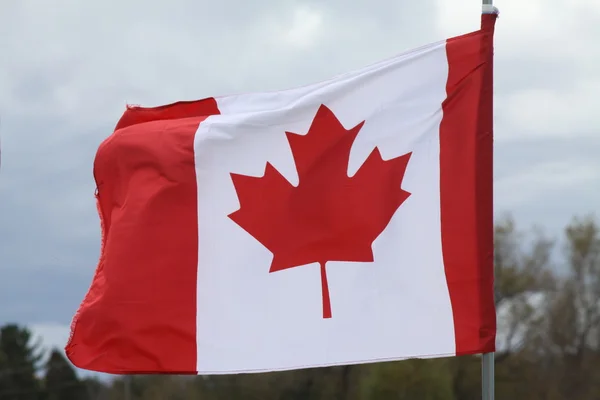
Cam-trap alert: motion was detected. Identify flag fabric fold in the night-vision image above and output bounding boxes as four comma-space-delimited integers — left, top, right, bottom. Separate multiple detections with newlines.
66, 13, 497, 375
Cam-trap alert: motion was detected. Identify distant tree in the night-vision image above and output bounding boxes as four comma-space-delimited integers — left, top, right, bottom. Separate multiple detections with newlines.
494, 215, 555, 307
0, 324, 44, 400
359, 359, 453, 400
0, 348, 8, 394
44, 349, 87, 400
526, 215, 600, 399
81, 377, 110, 400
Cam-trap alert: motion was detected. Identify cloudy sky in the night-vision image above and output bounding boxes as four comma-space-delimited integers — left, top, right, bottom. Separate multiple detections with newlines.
1, 0, 598, 377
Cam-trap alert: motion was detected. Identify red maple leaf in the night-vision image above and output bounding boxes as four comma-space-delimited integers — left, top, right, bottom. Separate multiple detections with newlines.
228, 105, 412, 319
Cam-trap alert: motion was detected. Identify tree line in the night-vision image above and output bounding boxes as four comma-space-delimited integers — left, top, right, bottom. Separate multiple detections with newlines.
1, 214, 599, 399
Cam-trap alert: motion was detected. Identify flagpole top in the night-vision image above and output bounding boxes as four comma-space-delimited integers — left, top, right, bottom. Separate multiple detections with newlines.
482, 4, 499, 15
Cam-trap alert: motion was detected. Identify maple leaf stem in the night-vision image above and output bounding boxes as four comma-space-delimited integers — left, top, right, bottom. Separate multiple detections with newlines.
319, 261, 332, 319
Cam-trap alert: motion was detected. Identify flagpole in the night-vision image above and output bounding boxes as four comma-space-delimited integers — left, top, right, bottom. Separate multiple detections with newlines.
482, 352, 494, 400
481, 0, 495, 399
124, 375, 132, 400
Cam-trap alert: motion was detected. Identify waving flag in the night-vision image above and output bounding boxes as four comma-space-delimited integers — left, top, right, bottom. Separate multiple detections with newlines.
66, 13, 497, 375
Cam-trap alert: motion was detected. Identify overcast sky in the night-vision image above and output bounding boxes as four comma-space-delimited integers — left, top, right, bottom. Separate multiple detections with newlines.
1, 0, 599, 377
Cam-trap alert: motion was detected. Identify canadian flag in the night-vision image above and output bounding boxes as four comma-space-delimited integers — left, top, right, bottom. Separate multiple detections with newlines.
67, 13, 497, 374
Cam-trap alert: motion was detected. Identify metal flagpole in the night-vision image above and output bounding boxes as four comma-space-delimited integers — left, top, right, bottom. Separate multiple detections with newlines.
481, 0, 496, 399
482, 352, 494, 400
125, 375, 132, 400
